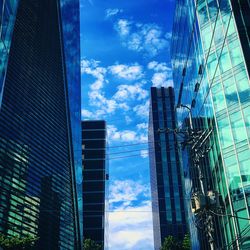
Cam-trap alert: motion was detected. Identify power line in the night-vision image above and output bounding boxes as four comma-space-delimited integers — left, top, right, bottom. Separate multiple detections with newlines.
84, 152, 149, 161
81, 138, 183, 150
221, 224, 250, 250
210, 210, 250, 221
82, 144, 180, 155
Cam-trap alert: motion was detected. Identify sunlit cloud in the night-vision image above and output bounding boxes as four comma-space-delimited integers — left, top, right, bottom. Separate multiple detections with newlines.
113, 84, 148, 101
81, 109, 93, 119
109, 64, 143, 81
136, 123, 148, 130
107, 125, 147, 144
106, 8, 123, 19
115, 19, 131, 36
133, 100, 150, 118
109, 180, 153, 250
114, 19, 170, 57
140, 149, 149, 158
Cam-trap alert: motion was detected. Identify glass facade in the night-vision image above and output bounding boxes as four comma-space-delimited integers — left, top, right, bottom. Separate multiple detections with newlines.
149, 87, 187, 250
172, 0, 250, 249
82, 121, 108, 250
0, 0, 81, 249
0, 1, 19, 108
60, 0, 82, 243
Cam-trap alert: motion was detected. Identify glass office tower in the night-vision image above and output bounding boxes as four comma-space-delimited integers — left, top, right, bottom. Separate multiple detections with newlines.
172, 0, 250, 249
149, 87, 187, 250
0, 0, 81, 249
82, 120, 108, 250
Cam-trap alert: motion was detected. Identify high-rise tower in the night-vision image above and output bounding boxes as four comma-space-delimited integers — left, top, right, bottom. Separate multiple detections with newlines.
0, 0, 81, 249
172, 0, 250, 249
82, 120, 108, 250
149, 87, 187, 250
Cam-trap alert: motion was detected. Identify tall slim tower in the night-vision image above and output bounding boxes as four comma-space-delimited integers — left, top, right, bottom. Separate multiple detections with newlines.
82, 120, 108, 250
149, 87, 187, 250
0, 0, 81, 249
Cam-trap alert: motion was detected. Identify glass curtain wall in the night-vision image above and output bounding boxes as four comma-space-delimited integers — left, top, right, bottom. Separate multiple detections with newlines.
197, 0, 250, 249
172, 0, 250, 249
60, 0, 82, 244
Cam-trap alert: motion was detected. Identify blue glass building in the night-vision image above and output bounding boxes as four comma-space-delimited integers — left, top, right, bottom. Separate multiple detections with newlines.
172, 0, 250, 249
0, 0, 81, 249
149, 87, 187, 250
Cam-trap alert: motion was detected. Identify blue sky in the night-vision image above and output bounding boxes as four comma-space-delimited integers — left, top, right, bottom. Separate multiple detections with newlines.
80, 1, 175, 249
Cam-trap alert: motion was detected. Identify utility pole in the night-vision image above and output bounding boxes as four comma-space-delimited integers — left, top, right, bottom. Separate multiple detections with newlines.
158, 105, 217, 250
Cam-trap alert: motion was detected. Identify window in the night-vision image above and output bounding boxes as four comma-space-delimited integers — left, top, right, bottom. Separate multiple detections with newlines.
225, 84, 238, 106
238, 149, 250, 185
217, 117, 233, 148
219, 47, 231, 73
229, 40, 243, 67
207, 52, 218, 78
212, 83, 226, 111
230, 113, 247, 142
198, 2, 209, 26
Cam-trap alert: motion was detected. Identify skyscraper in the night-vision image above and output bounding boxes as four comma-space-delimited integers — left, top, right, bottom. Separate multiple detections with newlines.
82, 120, 108, 250
172, 0, 250, 249
0, 0, 81, 249
149, 87, 187, 250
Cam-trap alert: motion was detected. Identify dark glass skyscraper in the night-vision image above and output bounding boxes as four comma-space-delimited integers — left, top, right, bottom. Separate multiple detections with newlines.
0, 0, 81, 249
82, 120, 108, 250
149, 87, 187, 250
172, 0, 250, 249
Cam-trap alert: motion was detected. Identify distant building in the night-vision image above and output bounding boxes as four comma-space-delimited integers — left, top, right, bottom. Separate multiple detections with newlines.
82, 120, 108, 250
149, 87, 187, 250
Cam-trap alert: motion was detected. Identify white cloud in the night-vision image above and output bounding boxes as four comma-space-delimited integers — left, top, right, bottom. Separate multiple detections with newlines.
81, 59, 149, 118
107, 125, 136, 142
109, 180, 153, 250
140, 149, 149, 158
125, 115, 132, 124
151, 72, 173, 88
118, 102, 130, 111
113, 84, 148, 101
147, 61, 173, 88
115, 19, 131, 36
81, 59, 107, 91
109, 180, 149, 205
147, 61, 170, 72
114, 19, 170, 57
82, 59, 126, 116
81, 109, 93, 119
105, 8, 123, 18
136, 123, 148, 130
109, 64, 143, 81
107, 125, 147, 143
133, 100, 149, 118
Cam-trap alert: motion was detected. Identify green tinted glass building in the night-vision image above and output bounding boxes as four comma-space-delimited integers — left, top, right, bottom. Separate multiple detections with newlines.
172, 0, 250, 249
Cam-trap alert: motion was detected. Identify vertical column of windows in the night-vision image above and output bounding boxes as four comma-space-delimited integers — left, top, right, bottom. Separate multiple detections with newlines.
158, 96, 172, 223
